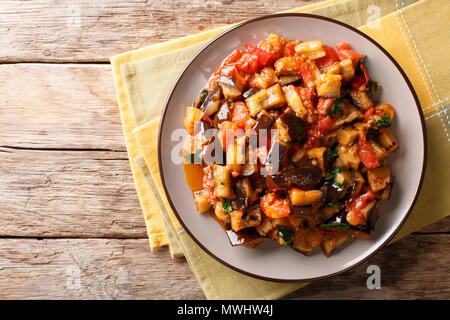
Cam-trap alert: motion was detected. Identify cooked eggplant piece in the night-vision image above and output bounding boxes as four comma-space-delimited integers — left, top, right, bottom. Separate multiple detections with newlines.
234, 177, 257, 210
316, 74, 342, 98
264, 140, 286, 174
193, 89, 209, 109
245, 83, 286, 117
252, 110, 275, 132
292, 227, 323, 255
184, 107, 204, 136
212, 164, 233, 199
283, 167, 322, 190
278, 75, 301, 86
282, 85, 308, 120
214, 101, 232, 127
367, 166, 392, 192
348, 88, 373, 110
321, 180, 344, 203
278, 108, 305, 142
230, 205, 262, 232
266, 174, 290, 191
321, 230, 351, 256
242, 87, 259, 99
288, 187, 322, 206
193, 189, 212, 213
274, 57, 299, 75
201, 85, 222, 116
290, 205, 313, 218
225, 228, 265, 248
218, 76, 243, 100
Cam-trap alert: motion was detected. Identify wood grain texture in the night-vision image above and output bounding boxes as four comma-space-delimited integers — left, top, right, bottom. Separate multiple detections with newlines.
0, 64, 124, 150
0, 147, 146, 238
0, 234, 448, 299
0, 0, 319, 62
0, 0, 448, 300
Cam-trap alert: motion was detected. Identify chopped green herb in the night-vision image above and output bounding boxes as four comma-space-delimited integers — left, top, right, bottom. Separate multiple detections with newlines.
319, 222, 350, 230
222, 199, 233, 213
326, 146, 338, 161
327, 98, 343, 115
367, 81, 379, 98
333, 181, 344, 188
320, 222, 368, 230
282, 137, 290, 144
183, 149, 203, 164
325, 203, 337, 209
198, 89, 209, 107
277, 228, 294, 248
373, 113, 392, 128
325, 166, 343, 181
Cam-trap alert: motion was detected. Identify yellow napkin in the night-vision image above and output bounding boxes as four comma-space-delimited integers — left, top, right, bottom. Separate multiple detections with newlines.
111, 0, 449, 299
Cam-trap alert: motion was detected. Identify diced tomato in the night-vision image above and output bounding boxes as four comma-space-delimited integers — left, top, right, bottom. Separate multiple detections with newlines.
294, 86, 317, 110
202, 115, 214, 127
306, 115, 333, 147
260, 193, 291, 218
285, 44, 296, 57
351, 63, 370, 89
316, 98, 334, 115
235, 44, 277, 74
357, 131, 380, 168
213, 49, 243, 76
245, 44, 273, 66
316, 45, 340, 70
236, 52, 260, 74
208, 49, 243, 89
231, 101, 251, 129
336, 42, 363, 62
297, 59, 315, 86
346, 191, 375, 226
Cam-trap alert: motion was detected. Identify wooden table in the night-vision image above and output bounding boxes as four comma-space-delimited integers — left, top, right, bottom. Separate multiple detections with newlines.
0, 0, 448, 299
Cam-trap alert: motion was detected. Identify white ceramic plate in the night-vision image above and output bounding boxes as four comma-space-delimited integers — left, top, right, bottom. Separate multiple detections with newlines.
158, 13, 426, 282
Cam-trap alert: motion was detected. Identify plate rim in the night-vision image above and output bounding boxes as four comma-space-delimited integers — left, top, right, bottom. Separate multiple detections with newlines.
157, 12, 428, 282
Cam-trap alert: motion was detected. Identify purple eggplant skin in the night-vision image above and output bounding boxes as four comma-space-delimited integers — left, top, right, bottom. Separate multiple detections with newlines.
279, 108, 305, 141
234, 182, 249, 210
201, 85, 221, 115
264, 140, 286, 172
321, 181, 344, 203
365, 202, 379, 232
290, 205, 314, 218
283, 167, 322, 190
214, 101, 232, 128
242, 87, 259, 99
266, 174, 290, 191
252, 110, 275, 132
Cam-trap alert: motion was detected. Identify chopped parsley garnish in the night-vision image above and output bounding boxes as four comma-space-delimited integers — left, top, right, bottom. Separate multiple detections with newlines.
325, 166, 343, 181
327, 98, 343, 115
333, 181, 344, 188
367, 80, 378, 98
198, 89, 209, 107
277, 228, 294, 248
183, 149, 203, 164
282, 137, 290, 144
320, 222, 368, 230
222, 199, 233, 213
373, 113, 392, 129
326, 146, 338, 161
319, 222, 350, 230
325, 202, 337, 208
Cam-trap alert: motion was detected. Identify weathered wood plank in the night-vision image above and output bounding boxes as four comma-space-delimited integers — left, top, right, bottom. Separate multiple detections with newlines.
0, 148, 146, 237
0, 234, 447, 299
0, 64, 124, 150
0, 0, 320, 62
